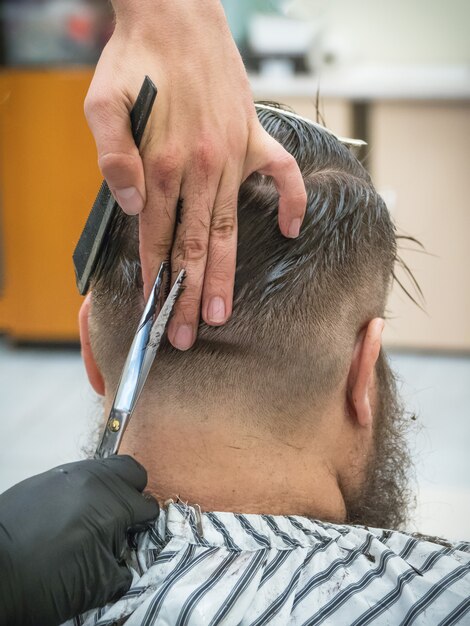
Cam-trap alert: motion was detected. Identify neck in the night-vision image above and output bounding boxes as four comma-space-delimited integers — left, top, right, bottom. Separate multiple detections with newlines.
118, 403, 348, 522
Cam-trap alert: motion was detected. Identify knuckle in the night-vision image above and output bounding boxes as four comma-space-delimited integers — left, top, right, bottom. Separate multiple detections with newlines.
181, 237, 207, 263
155, 146, 181, 173
98, 151, 138, 180
84, 92, 110, 125
211, 211, 236, 239
193, 139, 219, 174
173, 234, 207, 264
277, 151, 297, 169
149, 241, 173, 259
294, 188, 308, 205
151, 150, 182, 189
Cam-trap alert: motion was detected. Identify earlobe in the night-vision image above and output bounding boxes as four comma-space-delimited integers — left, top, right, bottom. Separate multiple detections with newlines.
79, 293, 105, 396
348, 318, 385, 427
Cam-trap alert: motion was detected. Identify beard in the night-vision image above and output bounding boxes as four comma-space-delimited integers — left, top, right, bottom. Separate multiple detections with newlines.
343, 350, 415, 530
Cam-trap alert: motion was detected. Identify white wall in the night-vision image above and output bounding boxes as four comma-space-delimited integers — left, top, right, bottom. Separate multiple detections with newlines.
290, 0, 470, 65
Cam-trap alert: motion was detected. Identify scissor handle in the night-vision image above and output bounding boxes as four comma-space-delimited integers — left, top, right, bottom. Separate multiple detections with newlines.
95, 408, 130, 459
94, 265, 185, 459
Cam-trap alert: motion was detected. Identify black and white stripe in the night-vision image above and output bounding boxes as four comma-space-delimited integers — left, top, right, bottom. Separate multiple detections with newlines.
64, 503, 470, 626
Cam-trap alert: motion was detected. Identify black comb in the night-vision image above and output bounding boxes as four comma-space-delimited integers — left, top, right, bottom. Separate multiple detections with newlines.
73, 76, 157, 295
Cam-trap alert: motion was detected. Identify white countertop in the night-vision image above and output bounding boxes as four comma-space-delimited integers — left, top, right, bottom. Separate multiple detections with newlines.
249, 65, 470, 101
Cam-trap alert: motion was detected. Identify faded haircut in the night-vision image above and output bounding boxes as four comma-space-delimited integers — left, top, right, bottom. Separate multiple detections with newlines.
89, 104, 397, 430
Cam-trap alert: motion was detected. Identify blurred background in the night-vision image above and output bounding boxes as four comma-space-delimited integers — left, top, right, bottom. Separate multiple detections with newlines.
0, 0, 469, 539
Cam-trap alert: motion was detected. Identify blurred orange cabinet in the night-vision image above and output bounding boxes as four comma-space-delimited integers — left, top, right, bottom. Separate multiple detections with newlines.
0, 68, 100, 341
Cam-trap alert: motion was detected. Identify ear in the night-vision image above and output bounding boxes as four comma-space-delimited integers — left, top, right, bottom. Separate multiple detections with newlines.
79, 293, 105, 396
347, 318, 384, 427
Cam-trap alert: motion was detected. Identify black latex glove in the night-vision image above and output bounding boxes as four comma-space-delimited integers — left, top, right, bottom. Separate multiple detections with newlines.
0, 455, 159, 626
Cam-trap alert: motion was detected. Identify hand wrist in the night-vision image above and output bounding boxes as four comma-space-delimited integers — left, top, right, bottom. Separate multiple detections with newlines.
110, 0, 234, 71
112, 0, 226, 30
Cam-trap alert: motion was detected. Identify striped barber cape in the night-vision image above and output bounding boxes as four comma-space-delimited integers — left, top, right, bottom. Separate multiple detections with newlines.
65, 502, 470, 626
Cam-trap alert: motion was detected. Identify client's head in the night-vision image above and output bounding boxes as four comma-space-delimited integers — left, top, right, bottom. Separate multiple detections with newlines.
79, 105, 413, 530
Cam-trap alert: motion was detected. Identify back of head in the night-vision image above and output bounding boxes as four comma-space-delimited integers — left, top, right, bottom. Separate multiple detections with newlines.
89, 105, 396, 430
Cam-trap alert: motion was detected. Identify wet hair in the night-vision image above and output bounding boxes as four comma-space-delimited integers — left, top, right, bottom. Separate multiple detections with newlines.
90, 104, 397, 429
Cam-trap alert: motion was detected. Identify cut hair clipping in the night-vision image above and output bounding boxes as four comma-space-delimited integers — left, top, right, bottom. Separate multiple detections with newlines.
254, 103, 367, 148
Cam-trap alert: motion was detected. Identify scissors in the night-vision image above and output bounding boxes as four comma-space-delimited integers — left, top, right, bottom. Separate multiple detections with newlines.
95, 262, 185, 458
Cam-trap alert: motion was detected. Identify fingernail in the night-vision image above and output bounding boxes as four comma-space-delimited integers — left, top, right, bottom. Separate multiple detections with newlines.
208, 296, 226, 324
173, 324, 194, 351
115, 187, 144, 215
288, 218, 301, 238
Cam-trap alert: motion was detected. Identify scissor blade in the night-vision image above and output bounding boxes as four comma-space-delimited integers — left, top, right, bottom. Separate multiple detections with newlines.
133, 269, 186, 401
112, 262, 167, 413
95, 262, 171, 459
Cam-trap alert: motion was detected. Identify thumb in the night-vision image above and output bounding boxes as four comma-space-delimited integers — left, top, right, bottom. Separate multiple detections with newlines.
84, 85, 146, 215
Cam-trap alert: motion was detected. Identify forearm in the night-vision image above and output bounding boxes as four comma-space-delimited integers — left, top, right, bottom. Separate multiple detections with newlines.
111, 0, 229, 39
104, 0, 245, 91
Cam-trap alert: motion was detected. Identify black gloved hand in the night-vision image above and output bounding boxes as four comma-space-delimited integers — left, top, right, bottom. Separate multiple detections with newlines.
0, 455, 159, 626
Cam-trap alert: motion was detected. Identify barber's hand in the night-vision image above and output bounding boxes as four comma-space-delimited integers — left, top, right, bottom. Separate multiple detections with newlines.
0, 455, 158, 626
84, 0, 307, 350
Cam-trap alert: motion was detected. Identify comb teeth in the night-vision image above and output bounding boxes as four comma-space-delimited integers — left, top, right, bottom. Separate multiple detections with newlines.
72, 181, 116, 295
91, 207, 126, 286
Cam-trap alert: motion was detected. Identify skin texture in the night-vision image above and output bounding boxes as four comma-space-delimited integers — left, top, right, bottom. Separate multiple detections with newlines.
85, 0, 307, 351
80, 308, 383, 523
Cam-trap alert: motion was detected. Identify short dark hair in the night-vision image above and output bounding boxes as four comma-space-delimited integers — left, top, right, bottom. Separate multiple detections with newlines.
89, 104, 397, 429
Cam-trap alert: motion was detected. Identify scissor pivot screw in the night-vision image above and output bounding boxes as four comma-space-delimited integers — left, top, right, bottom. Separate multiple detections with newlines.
109, 418, 121, 432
